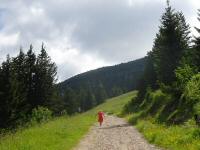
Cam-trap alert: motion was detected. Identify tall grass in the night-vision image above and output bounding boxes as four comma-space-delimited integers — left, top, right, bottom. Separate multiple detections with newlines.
0, 91, 136, 150
136, 119, 200, 150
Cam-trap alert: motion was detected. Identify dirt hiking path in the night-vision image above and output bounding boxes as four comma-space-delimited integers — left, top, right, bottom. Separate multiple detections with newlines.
73, 115, 162, 150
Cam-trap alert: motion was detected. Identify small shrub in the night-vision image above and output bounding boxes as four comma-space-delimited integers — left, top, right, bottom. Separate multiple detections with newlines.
175, 64, 197, 91
31, 106, 52, 124
183, 73, 200, 117
148, 90, 170, 115
184, 73, 200, 104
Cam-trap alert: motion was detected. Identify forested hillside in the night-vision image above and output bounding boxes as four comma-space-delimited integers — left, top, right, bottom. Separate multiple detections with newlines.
57, 58, 146, 113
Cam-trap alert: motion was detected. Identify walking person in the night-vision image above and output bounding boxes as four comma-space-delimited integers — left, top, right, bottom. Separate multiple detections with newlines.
98, 111, 105, 126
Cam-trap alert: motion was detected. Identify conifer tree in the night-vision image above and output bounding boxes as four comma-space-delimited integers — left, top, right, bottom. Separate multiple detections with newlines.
9, 49, 28, 123
0, 45, 58, 128
152, 1, 190, 84
25, 45, 37, 110
35, 44, 57, 108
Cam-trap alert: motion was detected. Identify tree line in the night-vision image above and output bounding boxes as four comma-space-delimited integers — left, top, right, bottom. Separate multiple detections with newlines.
131, 1, 200, 123
0, 44, 59, 128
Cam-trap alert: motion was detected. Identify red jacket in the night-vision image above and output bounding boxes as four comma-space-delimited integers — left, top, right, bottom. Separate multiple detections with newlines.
98, 111, 104, 122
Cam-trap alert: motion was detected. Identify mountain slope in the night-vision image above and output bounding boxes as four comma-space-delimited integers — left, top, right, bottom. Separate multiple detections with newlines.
57, 57, 146, 112
59, 57, 146, 95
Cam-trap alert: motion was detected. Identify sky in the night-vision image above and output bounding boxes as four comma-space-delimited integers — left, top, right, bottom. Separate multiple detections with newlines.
0, 0, 200, 81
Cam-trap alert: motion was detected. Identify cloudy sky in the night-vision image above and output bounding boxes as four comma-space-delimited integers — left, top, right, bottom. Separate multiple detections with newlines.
0, 0, 199, 81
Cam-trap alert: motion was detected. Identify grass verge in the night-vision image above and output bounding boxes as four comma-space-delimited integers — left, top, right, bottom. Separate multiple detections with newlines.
135, 119, 200, 150
123, 90, 200, 150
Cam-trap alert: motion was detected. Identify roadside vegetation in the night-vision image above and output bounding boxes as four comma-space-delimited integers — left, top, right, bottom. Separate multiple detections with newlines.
122, 1, 200, 150
123, 92, 200, 150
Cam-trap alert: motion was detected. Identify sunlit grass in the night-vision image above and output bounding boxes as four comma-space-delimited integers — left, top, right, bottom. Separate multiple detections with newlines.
0, 91, 136, 150
134, 118, 200, 150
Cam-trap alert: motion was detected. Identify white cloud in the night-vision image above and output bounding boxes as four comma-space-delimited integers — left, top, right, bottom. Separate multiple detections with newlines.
47, 38, 109, 81
0, 0, 199, 81
189, 0, 200, 8
0, 32, 19, 46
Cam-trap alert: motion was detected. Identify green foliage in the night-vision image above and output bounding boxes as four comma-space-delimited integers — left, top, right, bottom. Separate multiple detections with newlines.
184, 73, 200, 104
124, 90, 200, 149
134, 119, 200, 150
31, 106, 52, 124
181, 73, 200, 117
131, 1, 200, 125
0, 91, 135, 150
0, 44, 58, 128
175, 64, 197, 91
151, 3, 190, 84
128, 89, 176, 123
34, 44, 57, 108
123, 4, 200, 150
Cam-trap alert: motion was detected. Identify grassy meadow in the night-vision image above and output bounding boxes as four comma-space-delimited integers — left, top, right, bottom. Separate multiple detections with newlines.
0, 91, 136, 150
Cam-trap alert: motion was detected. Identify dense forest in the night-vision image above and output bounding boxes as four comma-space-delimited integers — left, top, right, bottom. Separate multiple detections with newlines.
125, 1, 200, 124
0, 45, 60, 128
57, 57, 146, 114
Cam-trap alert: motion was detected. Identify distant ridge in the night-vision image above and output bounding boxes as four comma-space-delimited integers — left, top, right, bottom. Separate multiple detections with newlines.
58, 57, 146, 98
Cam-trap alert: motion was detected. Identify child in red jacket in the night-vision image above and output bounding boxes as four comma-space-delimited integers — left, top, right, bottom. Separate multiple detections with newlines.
98, 111, 105, 126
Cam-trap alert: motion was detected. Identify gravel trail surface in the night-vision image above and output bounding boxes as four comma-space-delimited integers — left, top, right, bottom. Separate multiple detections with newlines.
73, 115, 162, 150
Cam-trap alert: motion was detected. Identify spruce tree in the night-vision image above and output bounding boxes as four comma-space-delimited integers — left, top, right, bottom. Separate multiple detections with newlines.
25, 45, 37, 110
0, 45, 58, 127
35, 44, 57, 108
152, 1, 190, 85
9, 49, 28, 123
